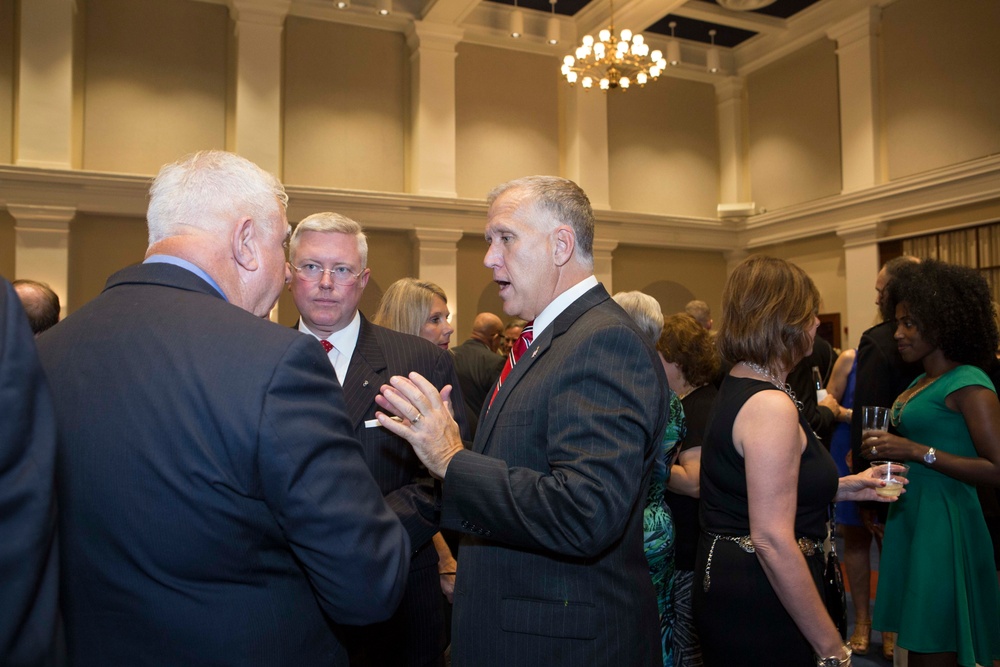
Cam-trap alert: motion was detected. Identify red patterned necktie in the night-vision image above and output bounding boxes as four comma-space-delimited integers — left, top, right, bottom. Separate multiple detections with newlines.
489, 321, 534, 408
320, 339, 334, 353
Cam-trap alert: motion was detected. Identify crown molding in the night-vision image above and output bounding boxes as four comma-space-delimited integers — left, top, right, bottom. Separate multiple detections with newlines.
3, 155, 997, 253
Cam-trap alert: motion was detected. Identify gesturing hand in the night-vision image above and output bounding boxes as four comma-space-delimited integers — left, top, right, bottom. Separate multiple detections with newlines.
375, 372, 465, 479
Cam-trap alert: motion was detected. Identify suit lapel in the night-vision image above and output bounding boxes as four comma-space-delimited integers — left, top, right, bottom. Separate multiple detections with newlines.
474, 284, 610, 453
341, 316, 388, 430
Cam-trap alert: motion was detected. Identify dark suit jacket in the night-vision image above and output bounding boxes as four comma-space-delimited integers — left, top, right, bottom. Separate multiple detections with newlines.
449, 337, 505, 439
37, 263, 410, 667
849, 321, 922, 475
440, 284, 667, 667
789, 335, 836, 444
0, 278, 58, 666
311, 315, 469, 667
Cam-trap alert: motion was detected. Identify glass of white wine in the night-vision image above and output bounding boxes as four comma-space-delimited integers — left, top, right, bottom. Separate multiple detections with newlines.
870, 460, 909, 498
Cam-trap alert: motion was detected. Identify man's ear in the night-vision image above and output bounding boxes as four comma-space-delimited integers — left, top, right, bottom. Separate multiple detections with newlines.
284, 262, 293, 286
552, 225, 576, 267
232, 218, 258, 272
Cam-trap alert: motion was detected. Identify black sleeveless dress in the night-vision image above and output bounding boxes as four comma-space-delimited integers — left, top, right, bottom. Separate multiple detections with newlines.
693, 376, 838, 666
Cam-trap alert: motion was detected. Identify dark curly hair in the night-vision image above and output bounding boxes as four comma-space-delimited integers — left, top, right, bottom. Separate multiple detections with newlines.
885, 259, 999, 369
658, 313, 720, 387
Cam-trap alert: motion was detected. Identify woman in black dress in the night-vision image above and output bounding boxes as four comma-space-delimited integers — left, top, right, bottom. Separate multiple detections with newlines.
693, 256, 900, 667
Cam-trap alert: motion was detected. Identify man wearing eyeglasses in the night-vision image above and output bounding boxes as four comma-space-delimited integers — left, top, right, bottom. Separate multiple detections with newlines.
286, 212, 469, 667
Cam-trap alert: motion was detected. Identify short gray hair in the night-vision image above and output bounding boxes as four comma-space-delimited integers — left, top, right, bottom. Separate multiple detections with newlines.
288, 212, 369, 269
487, 176, 594, 263
613, 291, 664, 344
684, 300, 711, 328
147, 151, 287, 245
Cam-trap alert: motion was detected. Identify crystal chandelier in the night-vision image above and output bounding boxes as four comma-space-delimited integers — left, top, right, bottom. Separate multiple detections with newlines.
560, 0, 666, 91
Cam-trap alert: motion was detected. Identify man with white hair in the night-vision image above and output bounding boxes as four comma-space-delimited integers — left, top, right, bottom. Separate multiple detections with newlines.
375, 175, 668, 666
37, 151, 410, 666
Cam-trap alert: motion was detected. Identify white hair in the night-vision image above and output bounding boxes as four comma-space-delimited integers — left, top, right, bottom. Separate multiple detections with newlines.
147, 150, 287, 245
288, 212, 369, 269
612, 291, 664, 344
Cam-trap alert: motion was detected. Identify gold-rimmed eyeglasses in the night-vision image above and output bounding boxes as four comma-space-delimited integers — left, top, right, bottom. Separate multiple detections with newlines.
290, 263, 364, 286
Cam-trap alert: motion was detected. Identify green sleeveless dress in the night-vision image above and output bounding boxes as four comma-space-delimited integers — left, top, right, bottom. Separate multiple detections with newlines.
873, 365, 1000, 666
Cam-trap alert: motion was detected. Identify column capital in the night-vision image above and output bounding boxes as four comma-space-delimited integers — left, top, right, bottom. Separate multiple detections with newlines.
406, 21, 464, 55
411, 227, 464, 248
8, 204, 77, 231
227, 0, 291, 27
592, 237, 619, 256
713, 76, 744, 104
826, 6, 880, 47
836, 217, 885, 248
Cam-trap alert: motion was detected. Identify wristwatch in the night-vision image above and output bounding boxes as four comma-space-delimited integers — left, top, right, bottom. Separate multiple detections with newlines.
924, 447, 937, 465
816, 643, 852, 667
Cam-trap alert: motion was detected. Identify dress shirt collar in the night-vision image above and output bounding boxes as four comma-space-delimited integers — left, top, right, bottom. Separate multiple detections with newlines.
144, 254, 227, 301
298, 310, 361, 376
530, 275, 598, 341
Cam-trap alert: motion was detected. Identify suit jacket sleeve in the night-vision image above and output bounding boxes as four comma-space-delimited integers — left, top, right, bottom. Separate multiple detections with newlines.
441, 323, 661, 558
0, 280, 58, 664
257, 335, 411, 624
382, 349, 470, 550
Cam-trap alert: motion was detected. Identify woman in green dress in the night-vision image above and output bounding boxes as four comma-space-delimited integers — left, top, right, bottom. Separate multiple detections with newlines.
864, 259, 1000, 667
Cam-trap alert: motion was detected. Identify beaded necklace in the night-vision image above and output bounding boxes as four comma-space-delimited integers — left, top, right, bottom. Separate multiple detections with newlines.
741, 361, 804, 413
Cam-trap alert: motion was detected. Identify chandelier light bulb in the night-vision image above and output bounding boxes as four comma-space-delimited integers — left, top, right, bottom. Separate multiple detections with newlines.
636, 72, 647, 85
620, 29, 632, 42
600, 78, 610, 90
599, 29, 611, 42
582, 76, 593, 88
582, 34, 594, 47
567, 71, 578, 83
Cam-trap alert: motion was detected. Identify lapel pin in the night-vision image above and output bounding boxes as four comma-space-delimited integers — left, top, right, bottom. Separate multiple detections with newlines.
363, 380, 370, 387
531, 348, 539, 358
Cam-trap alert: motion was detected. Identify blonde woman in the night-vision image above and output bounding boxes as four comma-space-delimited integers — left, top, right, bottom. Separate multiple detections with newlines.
373, 278, 454, 351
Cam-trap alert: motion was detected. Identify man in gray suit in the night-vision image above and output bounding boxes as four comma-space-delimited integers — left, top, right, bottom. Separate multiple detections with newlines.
376, 176, 668, 666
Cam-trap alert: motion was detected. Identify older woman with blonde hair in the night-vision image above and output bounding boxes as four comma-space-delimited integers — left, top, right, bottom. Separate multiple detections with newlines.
373, 278, 454, 351
693, 256, 901, 667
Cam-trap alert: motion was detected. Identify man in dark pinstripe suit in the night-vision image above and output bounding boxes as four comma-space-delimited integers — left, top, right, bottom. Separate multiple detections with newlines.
376, 176, 669, 666
287, 212, 469, 667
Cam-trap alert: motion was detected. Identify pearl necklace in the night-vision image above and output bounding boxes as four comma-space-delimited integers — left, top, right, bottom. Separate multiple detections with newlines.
741, 361, 803, 412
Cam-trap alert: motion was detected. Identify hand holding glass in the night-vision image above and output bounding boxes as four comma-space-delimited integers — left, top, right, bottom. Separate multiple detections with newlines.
862, 405, 889, 438
870, 460, 909, 499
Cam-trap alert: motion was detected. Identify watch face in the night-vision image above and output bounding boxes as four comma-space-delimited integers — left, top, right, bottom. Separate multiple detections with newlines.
925, 449, 936, 463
